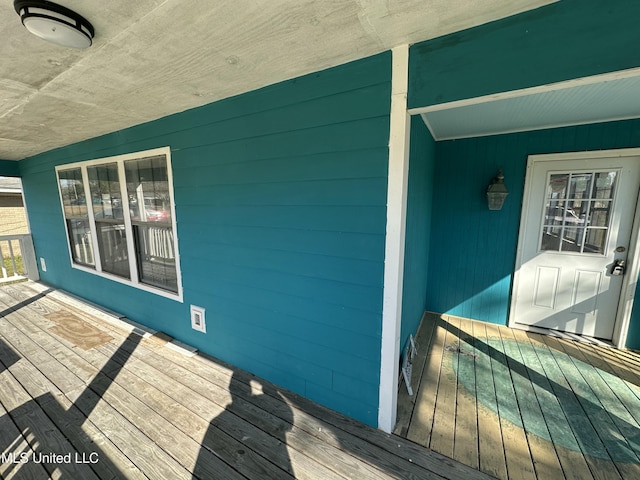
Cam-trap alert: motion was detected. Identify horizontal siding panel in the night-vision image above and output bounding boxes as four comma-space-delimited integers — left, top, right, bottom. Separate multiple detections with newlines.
0, 160, 19, 176
182, 244, 383, 287
197, 284, 382, 340
205, 297, 381, 374
173, 149, 388, 185
230, 332, 335, 390
332, 371, 379, 401
186, 248, 383, 290
184, 267, 383, 314
179, 224, 383, 262
176, 177, 387, 207
305, 381, 377, 426
23, 116, 390, 173
176, 205, 387, 234
173, 118, 390, 168
209, 331, 309, 394
167, 85, 391, 150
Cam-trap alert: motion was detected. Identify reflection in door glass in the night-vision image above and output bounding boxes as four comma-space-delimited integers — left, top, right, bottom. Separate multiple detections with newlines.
541, 171, 617, 254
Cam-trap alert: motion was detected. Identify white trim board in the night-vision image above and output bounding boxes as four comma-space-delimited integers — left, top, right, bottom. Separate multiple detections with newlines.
410, 67, 640, 141
509, 147, 640, 349
378, 44, 410, 433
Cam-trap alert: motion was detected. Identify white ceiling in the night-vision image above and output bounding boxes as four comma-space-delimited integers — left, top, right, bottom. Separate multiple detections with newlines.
0, 0, 555, 161
417, 69, 640, 140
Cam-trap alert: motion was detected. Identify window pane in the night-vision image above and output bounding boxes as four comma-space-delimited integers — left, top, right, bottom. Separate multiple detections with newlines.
133, 224, 178, 293
543, 200, 567, 228
58, 168, 87, 218
540, 170, 616, 255
547, 174, 568, 199
66, 219, 95, 267
568, 174, 592, 200
583, 228, 607, 254
560, 227, 584, 252
96, 222, 130, 278
88, 163, 125, 221
88, 163, 130, 279
126, 155, 178, 292
592, 172, 616, 199
125, 155, 172, 224
589, 200, 612, 228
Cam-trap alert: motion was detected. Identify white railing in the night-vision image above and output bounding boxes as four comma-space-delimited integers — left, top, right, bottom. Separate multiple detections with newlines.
0, 234, 39, 283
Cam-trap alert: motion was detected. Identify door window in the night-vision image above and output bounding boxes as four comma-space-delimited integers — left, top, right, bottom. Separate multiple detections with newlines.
540, 171, 617, 254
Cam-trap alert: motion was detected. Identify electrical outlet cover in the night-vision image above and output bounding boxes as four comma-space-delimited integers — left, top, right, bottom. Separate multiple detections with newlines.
190, 305, 206, 333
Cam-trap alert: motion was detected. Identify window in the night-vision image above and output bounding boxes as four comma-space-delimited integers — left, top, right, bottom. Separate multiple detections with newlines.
56, 147, 182, 300
540, 171, 617, 255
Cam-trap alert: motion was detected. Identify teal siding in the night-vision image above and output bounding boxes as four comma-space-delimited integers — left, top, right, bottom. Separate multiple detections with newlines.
19, 52, 392, 426
426, 119, 640, 346
0, 160, 19, 177
400, 117, 435, 352
409, 0, 640, 108
629, 305, 640, 351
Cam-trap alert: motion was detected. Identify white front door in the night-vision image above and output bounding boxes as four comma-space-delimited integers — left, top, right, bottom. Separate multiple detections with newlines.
512, 153, 640, 340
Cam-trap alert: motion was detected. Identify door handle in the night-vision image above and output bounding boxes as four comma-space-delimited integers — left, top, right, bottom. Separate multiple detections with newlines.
611, 259, 626, 276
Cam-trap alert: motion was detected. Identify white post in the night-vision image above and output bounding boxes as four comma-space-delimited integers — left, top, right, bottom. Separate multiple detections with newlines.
378, 44, 411, 433
21, 235, 40, 281
0, 241, 7, 278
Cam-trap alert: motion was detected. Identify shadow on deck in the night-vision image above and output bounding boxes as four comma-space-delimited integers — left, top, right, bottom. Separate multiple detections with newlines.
395, 312, 640, 480
0, 282, 491, 479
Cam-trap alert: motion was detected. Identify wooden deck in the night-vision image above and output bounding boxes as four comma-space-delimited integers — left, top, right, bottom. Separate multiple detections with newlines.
0, 282, 491, 480
395, 313, 640, 480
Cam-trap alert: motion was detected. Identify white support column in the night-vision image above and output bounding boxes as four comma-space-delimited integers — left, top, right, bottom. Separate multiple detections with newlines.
378, 44, 411, 433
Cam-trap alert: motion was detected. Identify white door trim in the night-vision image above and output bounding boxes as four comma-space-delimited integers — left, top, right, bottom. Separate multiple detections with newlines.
510, 147, 640, 348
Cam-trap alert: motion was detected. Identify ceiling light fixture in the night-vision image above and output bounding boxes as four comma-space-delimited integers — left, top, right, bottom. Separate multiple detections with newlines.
14, 0, 95, 49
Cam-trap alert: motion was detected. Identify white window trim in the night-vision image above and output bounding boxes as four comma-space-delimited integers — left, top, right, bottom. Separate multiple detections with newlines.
55, 146, 183, 302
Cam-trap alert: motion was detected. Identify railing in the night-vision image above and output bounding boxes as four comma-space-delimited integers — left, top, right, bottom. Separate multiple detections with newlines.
0, 234, 39, 283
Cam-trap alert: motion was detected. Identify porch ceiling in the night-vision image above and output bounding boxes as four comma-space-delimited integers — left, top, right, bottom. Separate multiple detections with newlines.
417, 68, 640, 140
0, 0, 555, 161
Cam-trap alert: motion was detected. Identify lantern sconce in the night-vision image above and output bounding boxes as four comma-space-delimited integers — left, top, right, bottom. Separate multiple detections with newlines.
486, 169, 509, 211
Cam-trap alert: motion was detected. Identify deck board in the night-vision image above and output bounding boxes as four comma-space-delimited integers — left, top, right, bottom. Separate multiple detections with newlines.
473, 320, 508, 479
397, 313, 640, 480
486, 323, 536, 480
512, 329, 594, 480
453, 318, 479, 469
499, 326, 564, 480
0, 282, 490, 480
405, 315, 446, 447
428, 315, 460, 460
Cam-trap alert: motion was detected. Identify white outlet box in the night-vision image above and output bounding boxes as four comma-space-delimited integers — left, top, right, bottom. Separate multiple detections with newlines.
40, 257, 47, 272
190, 305, 206, 333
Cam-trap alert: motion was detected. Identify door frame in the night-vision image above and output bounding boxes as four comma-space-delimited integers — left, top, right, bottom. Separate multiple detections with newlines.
510, 147, 640, 348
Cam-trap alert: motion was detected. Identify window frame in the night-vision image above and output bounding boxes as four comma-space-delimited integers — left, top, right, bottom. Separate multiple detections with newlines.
55, 147, 183, 302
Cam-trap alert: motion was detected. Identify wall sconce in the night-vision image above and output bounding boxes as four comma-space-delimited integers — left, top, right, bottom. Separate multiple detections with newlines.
487, 169, 508, 210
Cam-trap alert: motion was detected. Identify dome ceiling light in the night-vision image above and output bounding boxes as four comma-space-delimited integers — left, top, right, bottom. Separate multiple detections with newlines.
14, 0, 95, 49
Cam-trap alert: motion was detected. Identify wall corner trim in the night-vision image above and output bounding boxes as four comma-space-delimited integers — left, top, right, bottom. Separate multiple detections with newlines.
378, 44, 410, 433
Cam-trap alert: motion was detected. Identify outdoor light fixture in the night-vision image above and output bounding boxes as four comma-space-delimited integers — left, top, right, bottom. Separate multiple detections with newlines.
486, 169, 509, 210
14, 0, 95, 49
